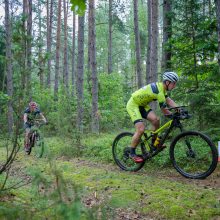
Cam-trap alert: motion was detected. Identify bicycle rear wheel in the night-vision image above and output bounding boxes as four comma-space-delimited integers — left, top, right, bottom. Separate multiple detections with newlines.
32, 134, 44, 158
112, 132, 146, 171
170, 131, 218, 179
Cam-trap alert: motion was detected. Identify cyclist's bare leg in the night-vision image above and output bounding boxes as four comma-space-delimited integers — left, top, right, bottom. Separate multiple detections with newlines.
147, 111, 160, 131
129, 121, 145, 162
147, 111, 160, 143
24, 128, 31, 149
131, 122, 145, 148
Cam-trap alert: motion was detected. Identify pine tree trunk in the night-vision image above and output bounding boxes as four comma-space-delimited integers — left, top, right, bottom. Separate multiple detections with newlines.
162, 0, 172, 72
38, 0, 44, 87
108, 0, 113, 74
133, 0, 143, 88
72, 12, 76, 97
89, 0, 99, 133
47, 0, 54, 88
63, 0, 69, 95
87, 1, 92, 93
146, 0, 152, 83
22, 0, 27, 91
76, 15, 85, 133
54, 0, 62, 100
146, 0, 159, 84
151, 0, 158, 82
27, 0, 32, 96
215, 0, 220, 72
5, 0, 14, 134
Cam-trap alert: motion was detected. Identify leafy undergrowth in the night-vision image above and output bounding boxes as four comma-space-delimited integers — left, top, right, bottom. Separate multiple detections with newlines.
0, 135, 219, 219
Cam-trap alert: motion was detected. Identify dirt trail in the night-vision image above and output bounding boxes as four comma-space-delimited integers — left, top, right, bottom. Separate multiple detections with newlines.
58, 157, 220, 190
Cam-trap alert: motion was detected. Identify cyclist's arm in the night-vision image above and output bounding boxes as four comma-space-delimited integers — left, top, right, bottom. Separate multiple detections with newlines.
23, 113, 28, 123
39, 113, 47, 123
166, 97, 177, 108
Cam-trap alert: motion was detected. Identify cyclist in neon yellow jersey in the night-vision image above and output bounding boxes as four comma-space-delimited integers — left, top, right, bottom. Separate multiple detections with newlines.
126, 72, 179, 163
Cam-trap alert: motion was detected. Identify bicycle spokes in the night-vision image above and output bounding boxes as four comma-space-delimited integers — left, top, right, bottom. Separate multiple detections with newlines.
112, 132, 146, 172
171, 131, 217, 179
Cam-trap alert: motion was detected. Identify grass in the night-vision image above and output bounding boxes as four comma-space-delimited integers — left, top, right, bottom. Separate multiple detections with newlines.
0, 134, 219, 219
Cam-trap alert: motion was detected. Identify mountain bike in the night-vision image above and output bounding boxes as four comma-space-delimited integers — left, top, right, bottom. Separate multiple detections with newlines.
112, 107, 218, 179
27, 120, 46, 158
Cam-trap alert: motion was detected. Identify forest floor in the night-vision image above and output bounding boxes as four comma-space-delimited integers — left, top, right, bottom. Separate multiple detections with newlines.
0, 148, 220, 220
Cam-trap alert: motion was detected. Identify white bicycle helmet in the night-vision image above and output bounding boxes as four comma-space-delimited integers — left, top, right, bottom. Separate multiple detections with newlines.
163, 72, 179, 82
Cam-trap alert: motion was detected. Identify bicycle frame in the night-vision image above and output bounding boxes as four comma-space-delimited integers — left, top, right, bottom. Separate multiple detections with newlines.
143, 117, 184, 147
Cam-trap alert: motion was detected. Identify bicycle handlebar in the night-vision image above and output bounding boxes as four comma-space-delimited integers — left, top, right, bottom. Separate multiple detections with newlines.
165, 106, 192, 120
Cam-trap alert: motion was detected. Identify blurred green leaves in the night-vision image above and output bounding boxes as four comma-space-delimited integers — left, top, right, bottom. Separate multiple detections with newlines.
70, 0, 86, 16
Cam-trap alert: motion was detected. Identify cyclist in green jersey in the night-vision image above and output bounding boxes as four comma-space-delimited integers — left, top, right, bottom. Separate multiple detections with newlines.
126, 72, 179, 163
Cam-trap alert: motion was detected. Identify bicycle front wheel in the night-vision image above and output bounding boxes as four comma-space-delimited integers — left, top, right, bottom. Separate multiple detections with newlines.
112, 132, 146, 172
170, 131, 218, 179
33, 135, 44, 158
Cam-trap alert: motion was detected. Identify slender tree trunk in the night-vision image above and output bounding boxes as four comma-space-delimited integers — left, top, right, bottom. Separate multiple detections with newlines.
87, 2, 92, 93
54, 0, 62, 100
22, 0, 27, 91
215, 0, 220, 72
190, 1, 199, 88
63, 0, 69, 95
38, 0, 44, 87
27, 0, 32, 96
151, 0, 159, 82
146, 0, 152, 83
89, 0, 99, 133
72, 12, 76, 97
133, 0, 143, 88
108, 0, 113, 74
162, 0, 172, 72
146, 0, 159, 84
47, 0, 54, 88
5, 0, 14, 134
76, 15, 85, 133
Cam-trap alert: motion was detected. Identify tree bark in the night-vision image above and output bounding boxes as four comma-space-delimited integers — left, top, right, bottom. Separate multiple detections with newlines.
72, 12, 76, 97
146, 0, 159, 84
63, 0, 69, 95
215, 0, 220, 72
108, 0, 113, 74
47, 0, 54, 88
38, 0, 44, 87
5, 0, 14, 134
54, 0, 62, 100
27, 0, 32, 96
76, 15, 85, 133
89, 0, 99, 133
162, 0, 172, 72
133, 0, 143, 88
146, 0, 152, 83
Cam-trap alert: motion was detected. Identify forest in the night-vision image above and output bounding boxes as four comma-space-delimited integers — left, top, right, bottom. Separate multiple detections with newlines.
0, 0, 220, 219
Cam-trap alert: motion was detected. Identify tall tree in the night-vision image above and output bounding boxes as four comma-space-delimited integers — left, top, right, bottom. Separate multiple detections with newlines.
72, 12, 76, 96
27, 0, 32, 95
108, 0, 113, 74
215, 0, 220, 72
5, 0, 13, 133
22, 0, 28, 91
47, 0, 54, 88
162, 0, 172, 71
38, 0, 44, 87
54, 0, 62, 100
146, 0, 159, 84
63, 0, 69, 95
133, 0, 143, 88
76, 15, 85, 133
89, 0, 99, 133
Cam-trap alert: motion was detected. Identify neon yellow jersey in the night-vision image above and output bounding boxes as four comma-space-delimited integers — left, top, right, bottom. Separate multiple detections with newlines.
131, 82, 168, 107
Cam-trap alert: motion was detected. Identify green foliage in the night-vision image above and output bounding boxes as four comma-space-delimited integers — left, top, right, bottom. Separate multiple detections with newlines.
70, 0, 86, 16
98, 72, 127, 131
